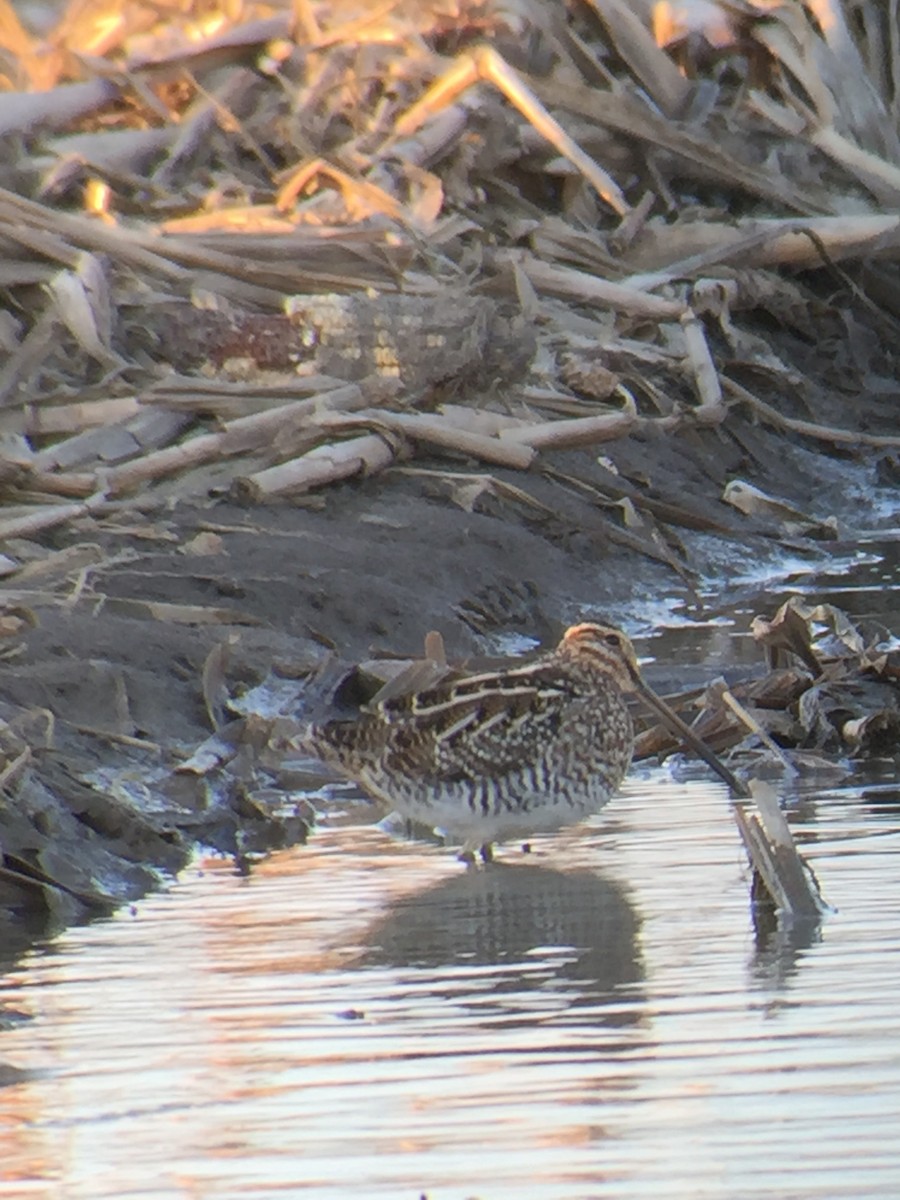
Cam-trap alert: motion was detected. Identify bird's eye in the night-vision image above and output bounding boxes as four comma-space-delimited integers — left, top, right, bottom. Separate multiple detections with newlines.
603, 632, 622, 647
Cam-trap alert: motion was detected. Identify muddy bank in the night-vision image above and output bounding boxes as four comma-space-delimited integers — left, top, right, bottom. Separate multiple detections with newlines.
3, 0, 900, 937
1, 372, 897, 937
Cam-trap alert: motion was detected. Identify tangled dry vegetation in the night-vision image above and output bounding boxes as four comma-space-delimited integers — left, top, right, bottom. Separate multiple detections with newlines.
3, 0, 900, 917
1, 0, 900, 542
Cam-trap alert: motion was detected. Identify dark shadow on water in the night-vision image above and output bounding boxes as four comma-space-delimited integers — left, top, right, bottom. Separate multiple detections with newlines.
357, 862, 644, 1025
749, 903, 823, 993
0, 908, 63, 988
0, 909, 60, 1086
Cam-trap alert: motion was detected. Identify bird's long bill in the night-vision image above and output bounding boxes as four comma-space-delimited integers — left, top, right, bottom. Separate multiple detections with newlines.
631, 673, 748, 798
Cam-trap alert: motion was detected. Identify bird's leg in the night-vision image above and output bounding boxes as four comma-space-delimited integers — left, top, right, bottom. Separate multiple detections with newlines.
458, 840, 493, 866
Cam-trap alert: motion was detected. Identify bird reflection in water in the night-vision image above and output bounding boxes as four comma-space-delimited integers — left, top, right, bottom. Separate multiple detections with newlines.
356, 861, 644, 1026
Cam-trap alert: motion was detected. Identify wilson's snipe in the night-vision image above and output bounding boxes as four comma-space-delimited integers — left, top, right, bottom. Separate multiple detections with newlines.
303, 621, 730, 860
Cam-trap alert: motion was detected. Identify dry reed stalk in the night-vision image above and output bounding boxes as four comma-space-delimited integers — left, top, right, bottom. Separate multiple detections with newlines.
716, 685, 799, 778
381, 107, 468, 173
32, 412, 191, 474
142, 374, 347, 410
102, 429, 248, 496
99, 381, 399, 496
0, 495, 107, 540
10, 544, 106, 585
435, 405, 532, 436
679, 310, 726, 426
811, 125, 900, 202
222, 380, 401, 436
499, 410, 636, 450
160, 206, 315, 235
519, 257, 686, 319
581, 0, 691, 117
24, 397, 141, 436
0, 223, 82, 271
723, 377, 900, 448
733, 782, 825, 918
354, 411, 536, 470
625, 215, 900, 287
31, 427, 140, 473
125, 14, 291, 73
0, 188, 189, 280
276, 158, 406, 221
151, 229, 408, 294
753, 0, 890, 150
234, 433, 396, 500
0, 188, 404, 303
28, 469, 99, 498
395, 45, 630, 214
152, 69, 261, 190
537, 75, 821, 211
0, 259, 55, 288
43, 126, 177, 177
527, 218, 621, 279
0, 81, 119, 136
0, 308, 59, 404
123, 410, 192, 454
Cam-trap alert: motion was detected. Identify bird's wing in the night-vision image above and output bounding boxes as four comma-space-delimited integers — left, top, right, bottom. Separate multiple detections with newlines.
377, 663, 576, 781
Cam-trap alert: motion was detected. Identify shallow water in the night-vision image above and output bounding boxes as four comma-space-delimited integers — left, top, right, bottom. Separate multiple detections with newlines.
5, 527, 900, 1200
2, 761, 900, 1200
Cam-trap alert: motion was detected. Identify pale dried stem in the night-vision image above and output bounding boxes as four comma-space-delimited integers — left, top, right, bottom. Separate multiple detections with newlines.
680, 310, 726, 426
103, 381, 398, 496
395, 46, 629, 214
517, 256, 686, 319
724, 377, 900, 448
0, 188, 188, 280
28, 469, 99, 498
317, 410, 536, 469
32, 412, 191, 473
0, 81, 118, 136
581, 0, 691, 117
811, 125, 900, 202
622, 214, 900, 288
734, 781, 825, 917
235, 433, 396, 499
715, 684, 799, 778
24, 396, 141, 435
436, 405, 532, 435
535, 76, 821, 212
500, 410, 636, 450
0, 493, 108, 540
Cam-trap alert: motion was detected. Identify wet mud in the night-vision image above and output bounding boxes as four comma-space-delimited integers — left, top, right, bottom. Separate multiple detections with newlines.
1, 387, 897, 939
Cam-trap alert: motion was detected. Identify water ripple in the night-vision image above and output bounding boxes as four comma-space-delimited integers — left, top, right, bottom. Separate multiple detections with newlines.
1, 772, 899, 1199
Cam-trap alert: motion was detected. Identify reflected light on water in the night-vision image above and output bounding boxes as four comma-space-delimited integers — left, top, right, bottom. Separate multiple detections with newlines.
0, 770, 899, 1199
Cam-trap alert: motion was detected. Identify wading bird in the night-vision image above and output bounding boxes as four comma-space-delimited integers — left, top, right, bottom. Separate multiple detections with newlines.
303, 622, 735, 861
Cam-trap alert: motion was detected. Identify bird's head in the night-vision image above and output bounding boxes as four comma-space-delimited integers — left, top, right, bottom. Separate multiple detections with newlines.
559, 622, 643, 692
560, 620, 744, 796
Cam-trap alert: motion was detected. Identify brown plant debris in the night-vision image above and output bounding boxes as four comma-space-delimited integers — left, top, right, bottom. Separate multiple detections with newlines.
0, 0, 898, 538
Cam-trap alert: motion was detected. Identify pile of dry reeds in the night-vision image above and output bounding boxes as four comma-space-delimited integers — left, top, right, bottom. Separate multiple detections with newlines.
1, 0, 900, 545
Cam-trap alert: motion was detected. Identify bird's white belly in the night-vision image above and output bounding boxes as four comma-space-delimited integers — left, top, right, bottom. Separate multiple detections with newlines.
362, 768, 619, 846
